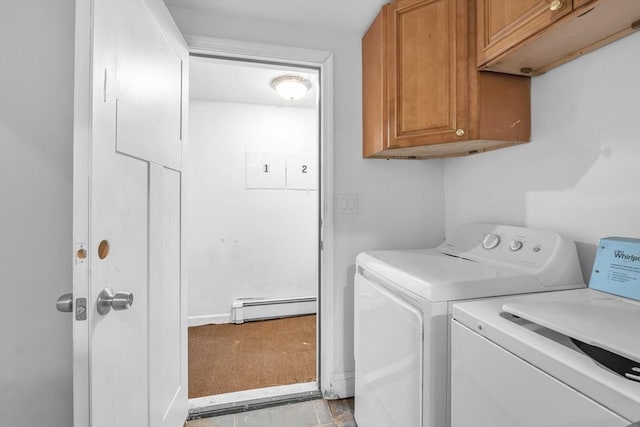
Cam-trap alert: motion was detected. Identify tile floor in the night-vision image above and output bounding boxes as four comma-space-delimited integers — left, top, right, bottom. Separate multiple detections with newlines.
185, 398, 356, 427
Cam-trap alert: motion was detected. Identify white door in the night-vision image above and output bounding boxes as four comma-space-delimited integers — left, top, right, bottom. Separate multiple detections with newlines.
72, 0, 189, 426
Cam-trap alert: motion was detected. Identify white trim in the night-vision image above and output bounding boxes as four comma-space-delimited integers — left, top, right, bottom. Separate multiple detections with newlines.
178, 19, 192, 427
318, 53, 336, 400
188, 382, 320, 414
186, 35, 332, 65
188, 314, 231, 327
72, 0, 92, 425
324, 371, 355, 400
183, 35, 335, 399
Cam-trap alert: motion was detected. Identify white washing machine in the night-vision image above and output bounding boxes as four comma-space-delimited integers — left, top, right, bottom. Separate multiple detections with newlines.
353, 223, 586, 427
451, 288, 640, 427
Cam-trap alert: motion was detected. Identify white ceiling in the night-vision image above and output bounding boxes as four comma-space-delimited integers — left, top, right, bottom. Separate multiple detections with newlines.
174, 0, 387, 107
164, 0, 388, 34
190, 56, 319, 108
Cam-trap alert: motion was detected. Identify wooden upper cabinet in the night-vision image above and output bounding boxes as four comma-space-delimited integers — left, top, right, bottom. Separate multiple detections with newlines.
388, 0, 466, 147
573, 0, 595, 7
362, 4, 390, 157
478, 0, 640, 76
362, 0, 531, 159
477, 0, 573, 68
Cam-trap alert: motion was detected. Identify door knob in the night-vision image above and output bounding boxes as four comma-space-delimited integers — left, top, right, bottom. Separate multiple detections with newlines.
97, 287, 134, 315
56, 294, 87, 320
56, 293, 73, 313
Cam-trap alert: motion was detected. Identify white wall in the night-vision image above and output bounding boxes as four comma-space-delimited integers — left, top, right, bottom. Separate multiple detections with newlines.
167, 7, 446, 395
0, 1, 74, 426
444, 33, 640, 282
188, 101, 319, 321
8, 1, 631, 414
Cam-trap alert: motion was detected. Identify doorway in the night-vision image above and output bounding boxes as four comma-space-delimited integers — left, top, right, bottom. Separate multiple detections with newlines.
186, 55, 323, 414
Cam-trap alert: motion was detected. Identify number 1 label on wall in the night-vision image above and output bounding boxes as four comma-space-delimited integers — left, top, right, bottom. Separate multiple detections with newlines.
245, 152, 286, 189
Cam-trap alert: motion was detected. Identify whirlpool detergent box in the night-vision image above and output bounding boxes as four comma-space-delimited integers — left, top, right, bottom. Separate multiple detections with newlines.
589, 237, 640, 300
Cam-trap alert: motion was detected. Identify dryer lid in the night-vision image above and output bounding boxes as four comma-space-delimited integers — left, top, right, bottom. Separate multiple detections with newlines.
356, 249, 543, 302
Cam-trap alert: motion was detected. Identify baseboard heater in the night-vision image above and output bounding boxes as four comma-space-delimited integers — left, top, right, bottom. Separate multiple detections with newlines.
231, 296, 317, 324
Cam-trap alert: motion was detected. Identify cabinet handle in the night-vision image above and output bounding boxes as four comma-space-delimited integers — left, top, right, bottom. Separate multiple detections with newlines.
549, 0, 564, 11
456, 129, 465, 137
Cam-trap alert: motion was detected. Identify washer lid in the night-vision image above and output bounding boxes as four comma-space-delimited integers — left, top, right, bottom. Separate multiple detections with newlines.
503, 291, 640, 364
452, 289, 640, 421
356, 249, 548, 302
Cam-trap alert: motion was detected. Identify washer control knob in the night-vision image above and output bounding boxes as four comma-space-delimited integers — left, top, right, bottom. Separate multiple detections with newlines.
509, 240, 524, 252
482, 233, 501, 250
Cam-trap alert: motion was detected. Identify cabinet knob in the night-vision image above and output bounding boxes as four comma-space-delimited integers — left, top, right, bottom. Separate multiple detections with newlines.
549, 0, 564, 11
456, 129, 465, 137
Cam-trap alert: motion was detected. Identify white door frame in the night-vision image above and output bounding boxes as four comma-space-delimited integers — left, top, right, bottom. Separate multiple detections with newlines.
185, 35, 336, 398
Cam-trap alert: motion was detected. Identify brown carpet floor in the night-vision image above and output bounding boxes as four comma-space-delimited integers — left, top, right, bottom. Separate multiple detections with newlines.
188, 315, 317, 398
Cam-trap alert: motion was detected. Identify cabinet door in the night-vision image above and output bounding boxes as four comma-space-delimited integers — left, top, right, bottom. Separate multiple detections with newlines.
387, 0, 468, 149
477, 0, 573, 68
362, 4, 390, 157
573, 0, 595, 8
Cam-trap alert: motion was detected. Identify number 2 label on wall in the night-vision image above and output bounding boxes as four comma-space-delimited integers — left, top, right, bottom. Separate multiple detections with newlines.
245, 152, 315, 190
287, 153, 316, 190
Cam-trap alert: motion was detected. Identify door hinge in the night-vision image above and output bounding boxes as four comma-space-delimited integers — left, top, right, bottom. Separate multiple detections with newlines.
320, 240, 324, 251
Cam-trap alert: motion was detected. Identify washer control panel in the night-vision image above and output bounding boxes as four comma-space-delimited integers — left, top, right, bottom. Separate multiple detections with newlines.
438, 224, 583, 283
509, 239, 524, 252
482, 233, 526, 252
482, 233, 501, 250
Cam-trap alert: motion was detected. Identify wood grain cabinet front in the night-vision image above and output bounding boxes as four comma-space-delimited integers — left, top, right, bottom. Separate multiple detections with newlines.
478, 0, 640, 76
362, 0, 531, 159
476, 0, 573, 69
572, 0, 596, 8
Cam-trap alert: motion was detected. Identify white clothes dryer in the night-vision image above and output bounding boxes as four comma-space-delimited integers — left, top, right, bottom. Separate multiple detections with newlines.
451, 288, 640, 427
354, 223, 585, 427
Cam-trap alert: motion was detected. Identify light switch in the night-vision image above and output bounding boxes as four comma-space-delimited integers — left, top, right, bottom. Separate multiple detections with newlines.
336, 194, 357, 215
245, 151, 286, 189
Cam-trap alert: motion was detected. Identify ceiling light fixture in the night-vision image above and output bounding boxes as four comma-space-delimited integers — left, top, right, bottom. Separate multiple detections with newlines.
270, 75, 311, 101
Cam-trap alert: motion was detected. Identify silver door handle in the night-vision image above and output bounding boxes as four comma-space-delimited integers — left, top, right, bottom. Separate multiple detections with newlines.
56, 293, 73, 313
56, 294, 87, 320
97, 287, 134, 315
